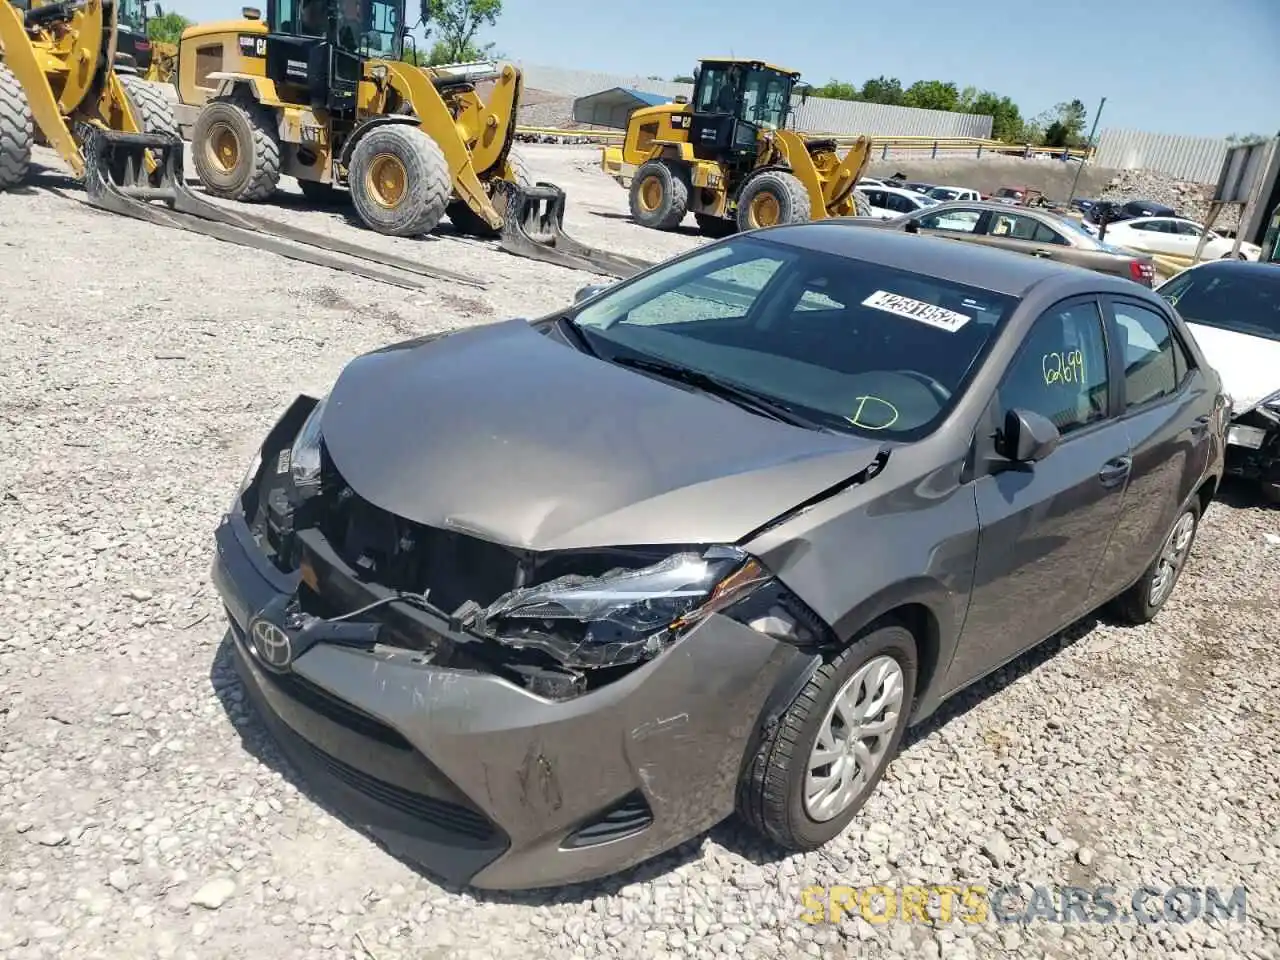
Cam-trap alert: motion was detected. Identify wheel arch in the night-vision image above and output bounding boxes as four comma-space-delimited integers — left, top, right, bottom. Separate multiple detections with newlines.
206, 73, 283, 107
338, 114, 420, 169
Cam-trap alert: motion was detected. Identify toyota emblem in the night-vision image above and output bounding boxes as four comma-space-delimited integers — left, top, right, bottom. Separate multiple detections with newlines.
250, 617, 293, 670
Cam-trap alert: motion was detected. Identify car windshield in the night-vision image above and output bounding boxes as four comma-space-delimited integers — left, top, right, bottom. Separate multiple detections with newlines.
570, 236, 1018, 439
928, 188, 961, 201
1158, 268, 1280, 342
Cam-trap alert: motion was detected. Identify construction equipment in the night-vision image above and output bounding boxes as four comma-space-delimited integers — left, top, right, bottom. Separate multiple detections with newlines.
171, 0, 646, 278
600, 58, 874, 237
0, 0, 486, 290
1264, 199, 1279, 264
111, 0, 174, 82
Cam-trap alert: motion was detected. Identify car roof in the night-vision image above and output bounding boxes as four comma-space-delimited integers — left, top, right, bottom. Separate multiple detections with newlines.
752, 220, 1137, 297
1166, 259, 1280, 282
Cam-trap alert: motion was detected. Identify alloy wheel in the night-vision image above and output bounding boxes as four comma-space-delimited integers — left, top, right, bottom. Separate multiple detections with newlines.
1149, 510, 1196, 607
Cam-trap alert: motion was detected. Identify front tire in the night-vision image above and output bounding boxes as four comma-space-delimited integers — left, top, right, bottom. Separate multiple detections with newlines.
348, 124, 451, 237
191, 97, 281, 201
737, 621, 917, 850
735, 169, 812, 231
628, 159, 690, 230
1109, 498, 1202, 624
0, 64, 34, 191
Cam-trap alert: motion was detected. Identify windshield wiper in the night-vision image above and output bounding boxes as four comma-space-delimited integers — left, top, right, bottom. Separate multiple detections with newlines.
610, 354, 827, 430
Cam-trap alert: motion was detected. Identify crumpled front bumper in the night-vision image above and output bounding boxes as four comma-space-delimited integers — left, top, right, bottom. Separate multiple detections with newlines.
211, 509, 809, 890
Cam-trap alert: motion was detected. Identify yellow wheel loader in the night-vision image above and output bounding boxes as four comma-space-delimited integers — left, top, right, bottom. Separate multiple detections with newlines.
0, 0, 494, 288
172, 0, 649, 278
111, 0, 173, 82
601, 58, 874, 237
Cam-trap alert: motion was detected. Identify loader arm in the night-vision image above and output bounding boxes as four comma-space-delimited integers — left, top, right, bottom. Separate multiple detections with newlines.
823, 135, 871, 206
459, 61, 520, 177
0, 0, 84, 175
770, 130, 872, 214
771, 131, 828, 216
54, 0, 107, 114
382, 59, 502, 230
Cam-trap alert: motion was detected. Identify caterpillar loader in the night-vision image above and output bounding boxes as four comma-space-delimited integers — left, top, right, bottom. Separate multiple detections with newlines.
112, 0, 173, 82
172, 0, 647, 278
601, 58, 874, 237
0, 0, 490, 289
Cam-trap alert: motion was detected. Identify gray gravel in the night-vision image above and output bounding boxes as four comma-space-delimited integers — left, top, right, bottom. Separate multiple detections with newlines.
2, 142, 1279, 960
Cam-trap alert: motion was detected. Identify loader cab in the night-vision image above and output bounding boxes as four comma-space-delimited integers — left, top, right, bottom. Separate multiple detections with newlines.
263, 0, 404, 114
689, 59, 799, 162
114, 0, 155, 72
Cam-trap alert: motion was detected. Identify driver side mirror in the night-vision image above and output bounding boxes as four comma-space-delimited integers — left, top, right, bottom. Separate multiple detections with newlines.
995, 408, 1060, 463
573, 283, 608, 304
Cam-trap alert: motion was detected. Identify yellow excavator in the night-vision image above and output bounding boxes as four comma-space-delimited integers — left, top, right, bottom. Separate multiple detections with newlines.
170, 0, 646, 277
602, 58, 873, 237
0, 0, 503, 288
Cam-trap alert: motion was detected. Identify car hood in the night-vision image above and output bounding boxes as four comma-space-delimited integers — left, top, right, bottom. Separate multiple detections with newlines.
319, 320, 884, 552
1183, 321, 1280, 412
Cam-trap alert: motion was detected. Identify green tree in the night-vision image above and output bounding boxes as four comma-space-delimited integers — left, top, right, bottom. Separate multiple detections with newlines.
860, 75, 904, 105
902, 79, 959, 112
966, 90, 1026, 141
813, 79, 860, 101
418, 0, 502, 64
147, 11, 191, 43
672, 74, 695, 83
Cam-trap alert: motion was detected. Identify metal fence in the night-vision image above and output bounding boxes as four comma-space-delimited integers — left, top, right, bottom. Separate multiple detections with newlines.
1093, 129, 1231, 183
512, 62, 993, 139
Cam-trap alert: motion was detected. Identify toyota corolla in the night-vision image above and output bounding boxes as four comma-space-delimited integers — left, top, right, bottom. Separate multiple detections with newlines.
212, 224, 1225, 891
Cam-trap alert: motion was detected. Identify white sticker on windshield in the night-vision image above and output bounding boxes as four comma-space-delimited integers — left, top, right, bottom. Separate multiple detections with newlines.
862, 290, 972, 332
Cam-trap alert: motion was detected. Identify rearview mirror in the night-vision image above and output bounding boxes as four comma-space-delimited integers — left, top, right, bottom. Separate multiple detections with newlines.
573, 284, 608, 304
996, 408, 1060, 463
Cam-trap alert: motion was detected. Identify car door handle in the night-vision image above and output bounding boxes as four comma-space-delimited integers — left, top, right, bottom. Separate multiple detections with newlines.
1098, 456, 1132, 488
1031, 250, 1051, 258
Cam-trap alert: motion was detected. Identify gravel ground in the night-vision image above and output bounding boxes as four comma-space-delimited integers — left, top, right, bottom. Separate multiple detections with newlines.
1, 142, 1279, 960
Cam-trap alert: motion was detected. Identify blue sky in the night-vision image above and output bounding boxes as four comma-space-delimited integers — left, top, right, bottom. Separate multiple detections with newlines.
184, 0, 1279, 137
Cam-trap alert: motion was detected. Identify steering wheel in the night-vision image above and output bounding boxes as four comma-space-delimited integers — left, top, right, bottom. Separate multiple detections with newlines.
891, 370, 951, 404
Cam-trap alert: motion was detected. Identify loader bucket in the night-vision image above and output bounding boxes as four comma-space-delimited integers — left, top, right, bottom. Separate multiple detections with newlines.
495, 180, 654, 280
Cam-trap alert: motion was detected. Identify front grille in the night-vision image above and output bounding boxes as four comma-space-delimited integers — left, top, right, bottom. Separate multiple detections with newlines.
282, 713, 498, 842
562, 791, 653, 849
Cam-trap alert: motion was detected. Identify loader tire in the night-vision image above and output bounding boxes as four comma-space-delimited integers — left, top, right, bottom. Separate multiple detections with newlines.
446, 146, 531, 237
119, 75, 180, 140
191, 98, 281, 202
629, 159, 689, 230
348, 124, 450, 237
851, 190, 873, 218
736, 170, 811, 231
0, 64, 34, 192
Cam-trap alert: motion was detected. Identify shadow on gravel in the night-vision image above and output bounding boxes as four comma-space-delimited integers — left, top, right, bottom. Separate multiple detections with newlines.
1212, 476, 1278, 512
589, 209, 705, 237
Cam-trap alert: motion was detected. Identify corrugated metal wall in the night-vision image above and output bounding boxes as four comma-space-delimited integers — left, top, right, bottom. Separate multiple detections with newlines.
1093, 129, 1230, 183
513, 62, 993, 139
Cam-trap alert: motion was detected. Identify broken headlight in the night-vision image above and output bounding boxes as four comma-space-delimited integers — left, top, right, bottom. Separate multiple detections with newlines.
289, 397, 326, 492
479, 546, 779, 669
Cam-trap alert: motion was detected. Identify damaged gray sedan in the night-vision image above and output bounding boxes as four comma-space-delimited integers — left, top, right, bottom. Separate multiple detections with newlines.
212, 224, 1226, 890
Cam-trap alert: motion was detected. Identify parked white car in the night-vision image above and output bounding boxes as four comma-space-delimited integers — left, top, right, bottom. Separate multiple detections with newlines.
1103, 216, 1263, 262
854, 185, 939, 220
925, 185, 982, 203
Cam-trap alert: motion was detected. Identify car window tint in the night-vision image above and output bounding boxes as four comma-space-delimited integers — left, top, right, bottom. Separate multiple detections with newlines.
889, 193, 917, 213
919, 209, 981, 233
998, 300, 1109, 436
1032, 221, 1067, 245
863, 190, 884, 207
1113, 301, 1180, 407
989, 213, 1042, 241
626, 255, 786, 325
1171, 221, 1202, 236
1157, 268, 1280, 341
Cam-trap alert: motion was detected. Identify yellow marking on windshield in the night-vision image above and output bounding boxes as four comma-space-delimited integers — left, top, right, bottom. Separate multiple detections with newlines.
846, 395, 900, 430
1042, 349, 1085, 386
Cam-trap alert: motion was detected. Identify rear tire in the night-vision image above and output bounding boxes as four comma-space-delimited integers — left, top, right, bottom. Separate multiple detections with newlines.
735, 169, 811, 231
348, 124, 450, 237
1108, 498, 1202, 624
191, 97, 281, 201
0, 64, 34, 191
851, 190, 872, 217
629, 158, 689, 230
446, 146, 530, 237
737, 621, 917, 850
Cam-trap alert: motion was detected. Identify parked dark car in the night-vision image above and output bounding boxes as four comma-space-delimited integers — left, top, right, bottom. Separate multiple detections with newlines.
211, 224, 1226, 891
1120, 199, 1178, 220
866, 200, 1156, 285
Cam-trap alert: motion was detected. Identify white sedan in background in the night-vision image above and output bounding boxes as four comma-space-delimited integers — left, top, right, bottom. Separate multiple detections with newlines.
1101, 216, 1263, 261
854, 185, 939, 220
